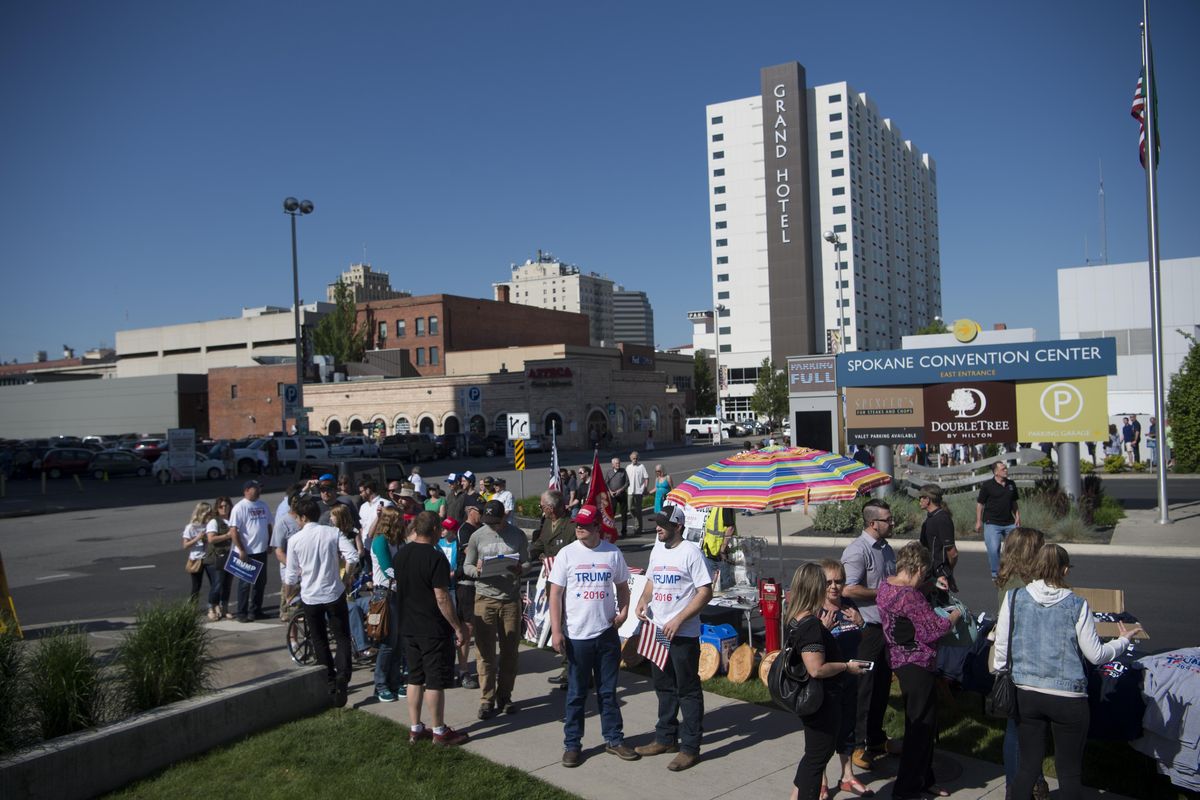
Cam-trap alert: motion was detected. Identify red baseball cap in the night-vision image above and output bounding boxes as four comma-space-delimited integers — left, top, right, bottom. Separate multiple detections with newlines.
442, 517, 461, 532
575, 504, 599, 527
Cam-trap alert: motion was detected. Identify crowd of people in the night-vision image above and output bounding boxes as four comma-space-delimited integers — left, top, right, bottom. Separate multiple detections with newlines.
178, 459, 1142, 797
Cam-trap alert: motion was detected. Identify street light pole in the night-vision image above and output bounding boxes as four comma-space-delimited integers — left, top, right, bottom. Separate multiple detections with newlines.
713, 304, 725, 444
823, 231, 847, 353
284, 197, 314, 466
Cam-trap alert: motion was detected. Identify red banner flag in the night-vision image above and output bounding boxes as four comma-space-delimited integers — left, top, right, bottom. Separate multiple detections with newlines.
583, 450, 618, 543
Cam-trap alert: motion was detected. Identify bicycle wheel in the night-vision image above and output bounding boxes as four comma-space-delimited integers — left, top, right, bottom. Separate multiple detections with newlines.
287, 613, 315, 665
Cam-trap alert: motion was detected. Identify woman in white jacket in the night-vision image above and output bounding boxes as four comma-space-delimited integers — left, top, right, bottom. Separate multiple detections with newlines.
992, 544, 1141, 800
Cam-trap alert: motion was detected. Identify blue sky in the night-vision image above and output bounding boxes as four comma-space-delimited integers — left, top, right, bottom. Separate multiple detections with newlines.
2, 1, 1197, 363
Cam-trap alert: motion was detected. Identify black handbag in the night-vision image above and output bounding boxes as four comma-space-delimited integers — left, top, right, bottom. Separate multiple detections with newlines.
985, 589, 1018, 719
769, 620, 825, 717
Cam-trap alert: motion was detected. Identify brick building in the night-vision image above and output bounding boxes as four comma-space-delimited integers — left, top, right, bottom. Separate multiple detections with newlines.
357, 293, 590, 378
207, 364, 297, 440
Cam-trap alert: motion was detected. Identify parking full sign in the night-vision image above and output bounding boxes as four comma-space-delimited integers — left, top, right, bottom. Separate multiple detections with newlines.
507, 413, 530, 441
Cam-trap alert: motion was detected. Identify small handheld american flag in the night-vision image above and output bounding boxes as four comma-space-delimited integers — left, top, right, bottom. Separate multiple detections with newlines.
636, 621, 671, 670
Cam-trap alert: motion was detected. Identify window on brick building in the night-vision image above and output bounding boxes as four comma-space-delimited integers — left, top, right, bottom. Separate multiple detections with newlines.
230, 385, 238, 399
416, 348, 425, 366
415, 317, 425, 336
429, 315, 439, 335
430, 347, 439, 365
378, 321, 387, 341
396, 319, 406, 338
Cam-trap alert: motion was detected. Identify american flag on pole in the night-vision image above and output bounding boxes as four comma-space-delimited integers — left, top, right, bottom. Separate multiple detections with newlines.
1131, 65, 1159, 168
636, 622, 671, 670
548, 428, 561, 491
521, 589, 537, 640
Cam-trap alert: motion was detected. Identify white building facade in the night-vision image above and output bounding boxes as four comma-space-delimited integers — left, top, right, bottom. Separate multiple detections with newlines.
695, 62, 941, 420
1058, 257, 1200, 417
495, 253, 615, 346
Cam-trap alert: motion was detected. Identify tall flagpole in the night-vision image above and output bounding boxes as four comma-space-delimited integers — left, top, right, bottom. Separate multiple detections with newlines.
1141, 0, 1169, 524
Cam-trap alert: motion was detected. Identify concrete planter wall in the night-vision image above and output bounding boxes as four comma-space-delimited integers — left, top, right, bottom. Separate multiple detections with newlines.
0, 666, 328, 800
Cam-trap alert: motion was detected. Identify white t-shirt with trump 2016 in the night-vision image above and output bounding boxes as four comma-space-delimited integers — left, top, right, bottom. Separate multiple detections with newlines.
646, 539, 712, 639
230, 498, 272, 554
549, 539, 631, 641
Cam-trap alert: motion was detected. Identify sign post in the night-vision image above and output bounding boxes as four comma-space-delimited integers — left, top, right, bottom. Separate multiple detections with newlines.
167, 428, 196, 484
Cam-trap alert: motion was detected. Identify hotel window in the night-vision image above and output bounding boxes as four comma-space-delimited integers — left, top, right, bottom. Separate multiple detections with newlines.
833, 206, 846, 214
378, 321, 387, 340
718, 326, 731, 335
711, 115, 723, 124
415, 317, 425, 336
718, 307, 730, 317
713, 168, 724, 177
829, 93, 842, 102
429, 315, 439, 335
832, 187, 845, 195
831, 168, 844, 177
712, 133, 723, 142
715, 238, 727, 247
829, 113, 842, 121
717, 291, 729, 299
416, 348, 425, 366
831, 149, 844, 158
715, 221, 727, 229
714, 186, 725, 194
719, 344, 731, 353
716, 256, 728, 264
395, 319, 406, 337
714, 203, 726, 211
830, 131, 843, 140
712, 151, 724, 159
717, 273, 729, 282
430, 347, 439, 366
834, 224, 847, 232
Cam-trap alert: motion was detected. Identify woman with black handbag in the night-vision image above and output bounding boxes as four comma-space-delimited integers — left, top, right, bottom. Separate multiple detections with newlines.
992, 545, 1140, 800
786, 563, 868, 800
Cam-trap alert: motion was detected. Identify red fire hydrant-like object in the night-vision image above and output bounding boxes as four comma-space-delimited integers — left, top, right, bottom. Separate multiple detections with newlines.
759, 578, 782, 653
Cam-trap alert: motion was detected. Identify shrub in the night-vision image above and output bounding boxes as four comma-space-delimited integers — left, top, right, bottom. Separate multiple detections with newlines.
1131, 461, 1149, 473
27, 628, 106, 739
1091, 496, 1126, 528
117, 601, 214, 713
1167, 331, 1199, 472
982, 444, 1000, 458
943, 491, 979, 539
812, 496, 867, 534
885, 493, 923, 538
1030, 456, 1054, 470
1051, 509, 1095, 543
1013, 492, 1060, 535
1024, 477, 1069, 519
1080, 459, 1095, 475
515, 496, 542, 519
1103, 455, 1126, 474
0, 630, 32, 755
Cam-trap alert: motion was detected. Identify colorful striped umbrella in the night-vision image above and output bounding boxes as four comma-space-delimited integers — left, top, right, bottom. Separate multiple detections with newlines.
665, 446, 891, 510
666, 446, 892, 586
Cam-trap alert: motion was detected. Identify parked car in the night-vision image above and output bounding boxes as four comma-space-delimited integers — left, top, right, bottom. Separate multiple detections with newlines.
379, 433, 437, 463
522, 435, 545, 453
39, 448, 96, 478
87, 450, 152, 479
249, 436, 330, 466
329, 435, 380, 458
438, 433, 504, 459
152, 454, 227, 483
684, 417, 737, 438
132, 438, 166, 462
297, 458, 407, 490
206, 440, 269, 475
417, 433, 443, 459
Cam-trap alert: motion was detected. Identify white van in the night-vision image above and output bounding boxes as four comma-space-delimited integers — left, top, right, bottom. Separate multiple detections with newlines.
685, 417, 735, 437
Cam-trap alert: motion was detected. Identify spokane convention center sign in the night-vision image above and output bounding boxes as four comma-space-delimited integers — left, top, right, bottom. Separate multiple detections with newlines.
834, 338, 1117, 446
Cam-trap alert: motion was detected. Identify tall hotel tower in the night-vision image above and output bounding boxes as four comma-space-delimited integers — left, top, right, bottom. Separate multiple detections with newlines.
693, 62, 941, 420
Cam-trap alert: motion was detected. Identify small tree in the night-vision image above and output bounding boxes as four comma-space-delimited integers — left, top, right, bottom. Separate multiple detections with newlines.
1167, 331, 1200, 472
693, 353, 716, 415
915, 318, 950, 335
311, 280, 367, 365
750, 358, 788, 428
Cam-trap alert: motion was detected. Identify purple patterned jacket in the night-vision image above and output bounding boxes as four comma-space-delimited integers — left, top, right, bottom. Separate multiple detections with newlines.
877, 580, 951, 671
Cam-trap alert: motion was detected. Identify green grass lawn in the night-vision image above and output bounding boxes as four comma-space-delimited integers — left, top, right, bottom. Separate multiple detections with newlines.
105, 709, 580, 800
694, 670, 1187, 799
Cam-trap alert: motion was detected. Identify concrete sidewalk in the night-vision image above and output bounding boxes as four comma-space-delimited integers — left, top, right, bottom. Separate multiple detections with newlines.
720, 502, 1200, 560
31, 613, 1136, 800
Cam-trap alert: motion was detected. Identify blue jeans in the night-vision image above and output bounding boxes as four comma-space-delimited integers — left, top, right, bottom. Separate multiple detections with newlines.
373, 589, 406, 693
1004, 715, 1019, 785
651, 635, 703, 755
564, 626, 624, 752
348, 595, 370, 653
235, 551, 270, 618
984, 523, 1016, 578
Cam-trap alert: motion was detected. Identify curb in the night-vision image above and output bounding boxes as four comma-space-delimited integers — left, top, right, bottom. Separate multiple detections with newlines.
0, 666, 329, 800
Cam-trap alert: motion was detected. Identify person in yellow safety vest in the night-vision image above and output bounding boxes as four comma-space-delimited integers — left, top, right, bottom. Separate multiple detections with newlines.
700, 507, 736, 591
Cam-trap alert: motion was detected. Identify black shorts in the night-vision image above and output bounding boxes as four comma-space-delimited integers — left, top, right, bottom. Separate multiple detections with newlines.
455, 584, 475, 624
404, 635, 456, 690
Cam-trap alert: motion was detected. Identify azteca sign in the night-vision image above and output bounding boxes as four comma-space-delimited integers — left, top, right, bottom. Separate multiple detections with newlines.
528, 367, 573, 379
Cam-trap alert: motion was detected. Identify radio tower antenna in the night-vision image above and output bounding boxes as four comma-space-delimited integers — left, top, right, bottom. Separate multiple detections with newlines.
1098, 159, 1108, 264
